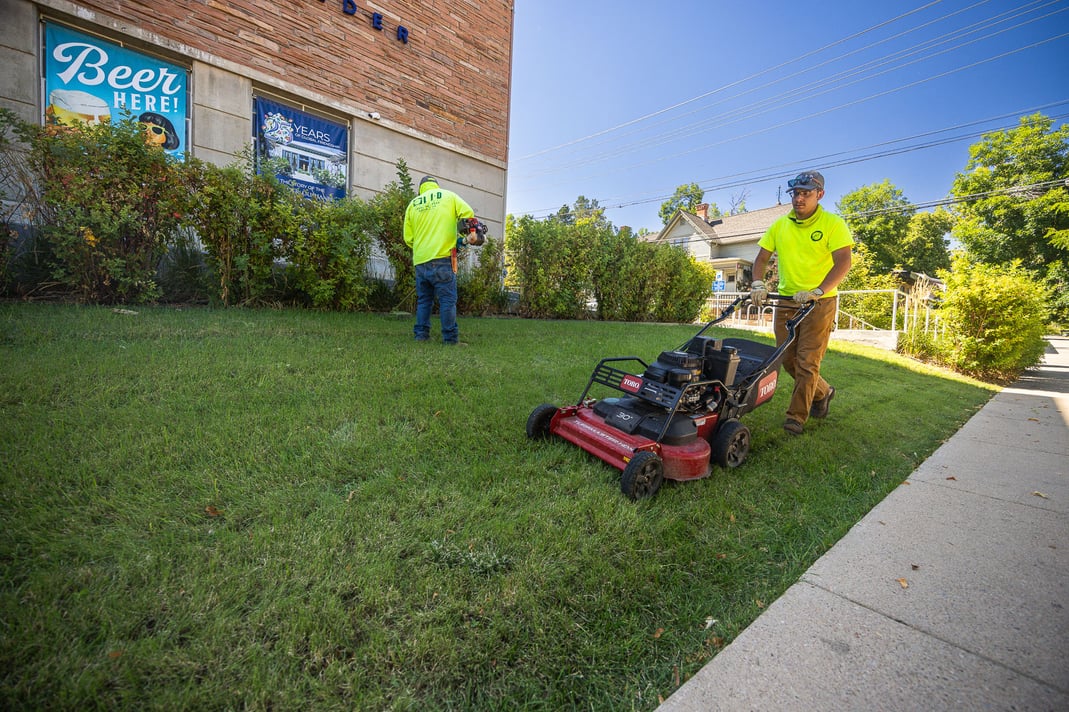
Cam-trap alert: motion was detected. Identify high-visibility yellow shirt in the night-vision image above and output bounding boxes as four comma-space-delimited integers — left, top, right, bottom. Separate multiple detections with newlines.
403, 180, 475, 265
758, 205, 854, 297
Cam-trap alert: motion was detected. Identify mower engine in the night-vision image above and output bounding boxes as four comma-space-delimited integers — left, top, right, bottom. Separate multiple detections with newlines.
641, 335, 744, 413
641, 350, 713, 413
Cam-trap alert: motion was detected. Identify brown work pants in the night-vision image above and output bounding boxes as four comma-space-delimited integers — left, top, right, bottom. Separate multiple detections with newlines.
774, 296, 837, 425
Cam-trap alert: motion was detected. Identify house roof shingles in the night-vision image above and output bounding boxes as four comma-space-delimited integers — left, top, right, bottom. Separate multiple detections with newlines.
709, 204, 792, 243
653, 203, 793, 245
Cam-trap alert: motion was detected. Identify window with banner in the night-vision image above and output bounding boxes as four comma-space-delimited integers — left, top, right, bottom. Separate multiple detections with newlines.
253, 97, 349, 201
43, 22, 189, 158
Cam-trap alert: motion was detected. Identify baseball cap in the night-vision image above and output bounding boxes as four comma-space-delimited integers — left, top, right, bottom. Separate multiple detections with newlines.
787, 171, 824, 191
419, 175, 438, 187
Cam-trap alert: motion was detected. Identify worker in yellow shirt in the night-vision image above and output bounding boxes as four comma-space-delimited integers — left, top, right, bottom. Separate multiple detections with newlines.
403, 176, 475, 344
750, 171, 854, 435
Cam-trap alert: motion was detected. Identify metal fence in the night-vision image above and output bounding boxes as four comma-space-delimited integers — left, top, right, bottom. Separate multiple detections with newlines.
706, 289, 945, 338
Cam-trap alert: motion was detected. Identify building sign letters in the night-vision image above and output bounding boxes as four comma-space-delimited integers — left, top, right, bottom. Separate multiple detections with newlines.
318, 1, 410, 43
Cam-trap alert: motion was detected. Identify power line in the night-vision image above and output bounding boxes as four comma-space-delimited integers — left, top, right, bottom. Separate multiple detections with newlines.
525, 26, 1069, 184
843, 177, 1069, 217
516, 102, 1069, 218
520, 0, 1055, 175
624, 108, 1069, 209
640, 178, 1068, 249
510, 1, 1069, 222
513, 0, 949, 161
609, 2, 1066, 168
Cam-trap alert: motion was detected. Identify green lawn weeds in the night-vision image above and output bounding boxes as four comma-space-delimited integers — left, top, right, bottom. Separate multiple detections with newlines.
0, 304, 994, 710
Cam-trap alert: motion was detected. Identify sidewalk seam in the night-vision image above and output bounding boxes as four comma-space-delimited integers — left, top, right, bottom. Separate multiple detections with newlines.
798, 580, 1069, 696
905, 477, 1067, 514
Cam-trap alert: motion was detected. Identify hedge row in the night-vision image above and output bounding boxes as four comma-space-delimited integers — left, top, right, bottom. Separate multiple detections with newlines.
1, 109, 711, 323
0, 109, 505, 315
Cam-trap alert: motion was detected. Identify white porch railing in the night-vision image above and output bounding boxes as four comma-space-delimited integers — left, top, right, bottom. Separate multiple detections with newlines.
706, 289, 945, 340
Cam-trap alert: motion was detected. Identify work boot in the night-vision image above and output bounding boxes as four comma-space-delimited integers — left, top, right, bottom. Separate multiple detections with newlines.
783, 418, 804, 435
810, 387, 835, 419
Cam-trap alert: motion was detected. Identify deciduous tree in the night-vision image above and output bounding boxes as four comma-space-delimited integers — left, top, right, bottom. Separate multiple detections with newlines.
658, 183, 717, 226
950, 112, 1069, 322
838, 180, 913, 276
902, 209, 954, 277
552, 195, 612, 230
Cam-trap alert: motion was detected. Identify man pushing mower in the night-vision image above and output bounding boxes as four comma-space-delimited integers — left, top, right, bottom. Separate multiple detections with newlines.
749, 170, 853, 436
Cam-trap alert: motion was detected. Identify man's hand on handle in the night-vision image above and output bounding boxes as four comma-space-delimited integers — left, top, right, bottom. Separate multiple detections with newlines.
791, 287, 824, 304
750, 280, 768, 307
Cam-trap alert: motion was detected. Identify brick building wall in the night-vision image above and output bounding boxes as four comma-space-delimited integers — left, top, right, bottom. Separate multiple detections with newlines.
54, 0, 513, 164
0, 0, 513, 229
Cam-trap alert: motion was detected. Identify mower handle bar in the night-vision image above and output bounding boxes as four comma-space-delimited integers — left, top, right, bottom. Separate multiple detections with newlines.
680, 295, 818, 401
683, 293, 815, 348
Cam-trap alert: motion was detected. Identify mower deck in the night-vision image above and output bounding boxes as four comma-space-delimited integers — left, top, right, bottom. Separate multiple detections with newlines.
550, 403, 716, 481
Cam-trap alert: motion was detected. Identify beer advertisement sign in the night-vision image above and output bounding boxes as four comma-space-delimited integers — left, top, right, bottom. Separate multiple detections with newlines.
44, 23, 189, 157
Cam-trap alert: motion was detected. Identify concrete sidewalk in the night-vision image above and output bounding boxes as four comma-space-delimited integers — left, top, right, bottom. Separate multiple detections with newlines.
659, 337, 1069, 712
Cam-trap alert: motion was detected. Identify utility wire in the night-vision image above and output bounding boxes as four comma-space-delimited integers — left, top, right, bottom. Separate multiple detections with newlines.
639, 178, 1068, 249
546, 0, 1005, 158
518, 102, 1069, 218
521, 0, 1049, 173
513, 0, 949, 161
542, 0, 1065, 171
616, 109, 1069, 210
524, 25, 1069, 182
510, 1, 1069, 222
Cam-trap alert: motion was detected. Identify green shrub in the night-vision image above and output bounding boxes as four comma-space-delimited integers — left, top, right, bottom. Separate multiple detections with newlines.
507, 214, 713, 323
368, 160, 416, 311
0, 110, 41, 296
837, 243, 900, 330
185, 156, 302, 306
507, 215, 596, 319
156, 228, 210, 303
365, 278, 396, 312
292, 197, 375, 311
24, 112, 193, 303
1043, 258, 1069, 333
1, 104, 723, 323
933, 255, 1048, 381
2, 229, 57, 298
648, 247, 715, 323
590, 231, 659, 321
457, 236, 509, 315
1, 111, 419, 311
897, 326, 938, 361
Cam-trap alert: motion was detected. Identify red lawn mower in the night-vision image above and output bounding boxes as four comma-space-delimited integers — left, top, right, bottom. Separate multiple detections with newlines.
526, 295, 815, 499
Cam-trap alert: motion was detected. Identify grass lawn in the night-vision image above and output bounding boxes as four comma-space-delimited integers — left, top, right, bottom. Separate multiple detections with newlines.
0, 303, 995, 710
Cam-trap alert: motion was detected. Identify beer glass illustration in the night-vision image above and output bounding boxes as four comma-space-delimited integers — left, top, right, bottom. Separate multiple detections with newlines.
46, 89, 111, 127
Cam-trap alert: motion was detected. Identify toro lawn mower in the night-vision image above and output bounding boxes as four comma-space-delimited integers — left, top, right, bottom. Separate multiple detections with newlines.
526, 295, 815, 500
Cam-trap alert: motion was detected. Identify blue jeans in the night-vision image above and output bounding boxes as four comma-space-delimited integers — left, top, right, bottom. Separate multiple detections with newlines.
414, 257, 458, 343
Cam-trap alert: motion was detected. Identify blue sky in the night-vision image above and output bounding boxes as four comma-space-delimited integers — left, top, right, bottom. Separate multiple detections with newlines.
505, 0, 1069, 232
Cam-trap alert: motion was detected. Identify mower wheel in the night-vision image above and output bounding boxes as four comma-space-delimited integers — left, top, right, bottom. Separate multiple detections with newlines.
621, 451, 664, 500
526, 403, 559, 440
711, 419, 751, 468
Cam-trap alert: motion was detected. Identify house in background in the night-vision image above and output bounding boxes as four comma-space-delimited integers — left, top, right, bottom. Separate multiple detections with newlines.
649, 203, 792, 290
